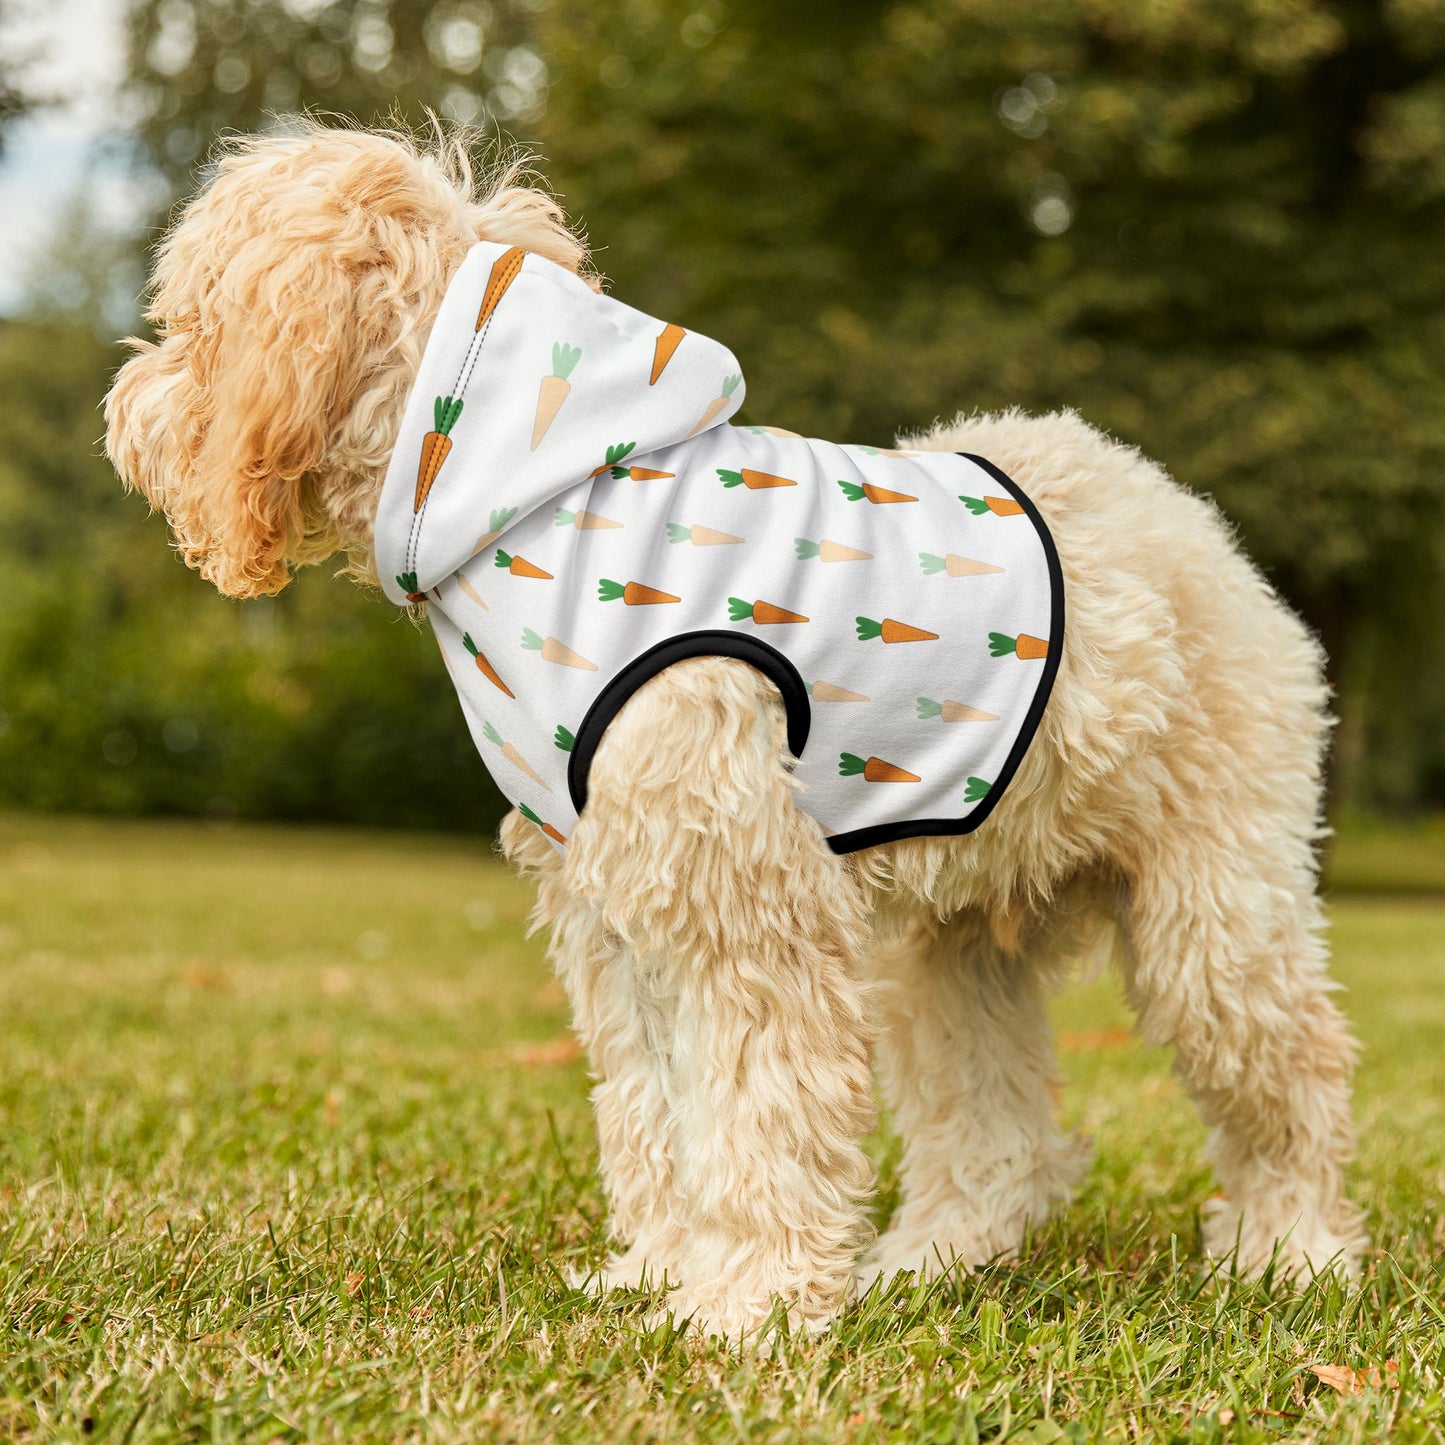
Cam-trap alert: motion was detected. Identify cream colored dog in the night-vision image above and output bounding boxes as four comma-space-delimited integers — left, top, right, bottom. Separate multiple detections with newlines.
105, 123, 1365, 1342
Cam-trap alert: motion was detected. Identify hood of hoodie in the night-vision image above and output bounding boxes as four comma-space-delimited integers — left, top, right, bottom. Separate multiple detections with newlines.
375, 243, 744, 603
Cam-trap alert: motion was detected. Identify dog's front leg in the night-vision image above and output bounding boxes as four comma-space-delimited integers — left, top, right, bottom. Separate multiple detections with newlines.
502, 808, 685, 1290
568, 658, 878, 1343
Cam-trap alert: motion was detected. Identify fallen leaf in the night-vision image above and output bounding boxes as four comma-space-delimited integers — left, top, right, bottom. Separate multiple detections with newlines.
344, 1272, 364, 1296
506, 1036, 584, 1067
1057, 1027, 1133, 1052
181, 961, 229, 992
1309, 1361, 1399, 1395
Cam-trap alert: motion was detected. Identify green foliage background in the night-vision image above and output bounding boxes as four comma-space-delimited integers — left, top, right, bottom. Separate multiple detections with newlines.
2, 0, 1444, 827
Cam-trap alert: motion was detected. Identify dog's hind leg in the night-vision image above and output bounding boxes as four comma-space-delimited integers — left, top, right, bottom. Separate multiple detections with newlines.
568, 657, 878, 1342
860, 908, 1090, 1288
1119, 831, 1365, 1280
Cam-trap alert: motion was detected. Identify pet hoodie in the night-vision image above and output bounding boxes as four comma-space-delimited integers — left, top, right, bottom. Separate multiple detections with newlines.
374, 242, 1063, 854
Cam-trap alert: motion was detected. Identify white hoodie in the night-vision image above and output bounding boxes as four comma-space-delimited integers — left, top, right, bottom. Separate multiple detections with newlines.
375, 243, 1062, 853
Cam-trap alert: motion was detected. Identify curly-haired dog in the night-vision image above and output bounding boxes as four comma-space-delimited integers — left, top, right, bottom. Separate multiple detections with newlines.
105, 123, 1365, 1342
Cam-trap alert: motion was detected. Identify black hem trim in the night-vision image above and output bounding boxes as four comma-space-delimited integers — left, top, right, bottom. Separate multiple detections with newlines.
820, 455, 1065, 853
564, 454, 1064, 854
568, 631, 812, 816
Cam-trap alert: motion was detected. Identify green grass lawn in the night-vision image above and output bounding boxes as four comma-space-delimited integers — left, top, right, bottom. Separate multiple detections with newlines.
2, 813, 1444, 1443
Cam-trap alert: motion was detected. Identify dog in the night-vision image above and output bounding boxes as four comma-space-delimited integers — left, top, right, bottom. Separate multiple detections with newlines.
105, 122, 1365, 1342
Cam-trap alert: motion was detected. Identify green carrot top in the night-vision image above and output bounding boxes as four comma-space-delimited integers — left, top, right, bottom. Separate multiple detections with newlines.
482, 722, 503, 747
551, 342, 582, 380
719, 374, 742, 397
488, 507, 517, 532
433, 395, 464, 434
603, 441, 635, 466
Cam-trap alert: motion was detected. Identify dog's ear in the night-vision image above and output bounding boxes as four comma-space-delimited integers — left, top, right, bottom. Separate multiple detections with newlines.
105, 240, 346, 600
180, 252, 342, 597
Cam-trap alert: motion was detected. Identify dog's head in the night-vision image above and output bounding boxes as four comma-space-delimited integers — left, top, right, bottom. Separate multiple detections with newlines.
105, 121, 588, 597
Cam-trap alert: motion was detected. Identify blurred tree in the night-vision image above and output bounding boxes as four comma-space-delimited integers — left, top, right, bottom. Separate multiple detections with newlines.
534, 0, 1445, 808
0, 0, 38, 151
125, 0, 546, 192
8, 0, 1437, 827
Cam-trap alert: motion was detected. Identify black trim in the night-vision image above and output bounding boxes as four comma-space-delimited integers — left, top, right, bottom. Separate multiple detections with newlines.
568, 630, 812, 816
565, 454, 1065, 854
819, 454, 1065, 852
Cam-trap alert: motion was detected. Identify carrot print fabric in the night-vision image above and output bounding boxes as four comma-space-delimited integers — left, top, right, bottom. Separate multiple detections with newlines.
375, 243, 1062, 854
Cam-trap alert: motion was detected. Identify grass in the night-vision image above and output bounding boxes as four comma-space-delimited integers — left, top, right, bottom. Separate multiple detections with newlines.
1, 812, 1443, 1443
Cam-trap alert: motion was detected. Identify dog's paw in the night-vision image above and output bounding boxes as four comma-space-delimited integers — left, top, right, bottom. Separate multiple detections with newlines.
1202, 1196, 1367, 1283
856, 1232, 996, 1296
570, 1246, 675, 1296
645, 1288, 836, 1351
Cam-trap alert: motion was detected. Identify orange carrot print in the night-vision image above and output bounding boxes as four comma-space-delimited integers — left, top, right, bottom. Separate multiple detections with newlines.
555, 506, 622, 530
688, 374, 742, 437
989, 631, 1050, 660
495, 550, 553, 580
532, 342, 581, 449
590, 442, 635, 478
856, 616, 938, 644
666, 522, 742, 546
718, 468, 796, 490
651, 323, 686, 384
395, 570, 426, 604
839, 753, 921, 783
919, 552, 1003, 577
461, 632, 514, 697
415, 394, 463, 511
471, 507, 518, 556
729, 598, 808, 625
591, 441, 674, 480
837, 479, 917, 505
522, 628, 597, 671
809, 681, 869, 702
598, 578, 680, 606
595, 440, 673, 481
476, 246, 525, 331
518, 803, 566, 845
918, 698, 998, 722
483, 722, 550, 790
960, 494, 1025, 516
795, 537, 873, 563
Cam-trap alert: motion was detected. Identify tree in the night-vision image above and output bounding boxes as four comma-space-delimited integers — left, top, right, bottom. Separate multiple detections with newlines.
0, 0, 38, 153
38, 0, 1445, 818
534, 0, 1445, 807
